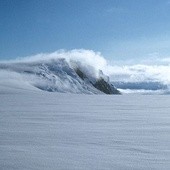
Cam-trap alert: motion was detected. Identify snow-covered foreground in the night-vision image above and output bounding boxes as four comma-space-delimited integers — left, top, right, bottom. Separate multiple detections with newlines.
0, 90, 170, 170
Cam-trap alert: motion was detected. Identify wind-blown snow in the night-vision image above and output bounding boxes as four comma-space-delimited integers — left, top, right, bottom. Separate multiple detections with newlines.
0, 88, 170, 170
6, 49, 107, 79
0, 50, 115, 94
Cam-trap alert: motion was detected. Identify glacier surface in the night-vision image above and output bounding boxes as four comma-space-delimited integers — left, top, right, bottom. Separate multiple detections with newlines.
0, 87, 170, 170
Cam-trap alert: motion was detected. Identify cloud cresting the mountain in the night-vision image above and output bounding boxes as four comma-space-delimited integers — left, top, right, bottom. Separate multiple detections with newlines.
1, 49, 170, 94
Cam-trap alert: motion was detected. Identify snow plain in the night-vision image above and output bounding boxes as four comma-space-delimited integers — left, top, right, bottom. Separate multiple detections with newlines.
0, 88, 170, 170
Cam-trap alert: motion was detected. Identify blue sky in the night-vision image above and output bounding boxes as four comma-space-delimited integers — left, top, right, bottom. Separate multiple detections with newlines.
1, 0, 170, 61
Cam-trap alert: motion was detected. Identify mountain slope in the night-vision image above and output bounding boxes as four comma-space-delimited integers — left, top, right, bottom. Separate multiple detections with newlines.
0, 58, 120, 94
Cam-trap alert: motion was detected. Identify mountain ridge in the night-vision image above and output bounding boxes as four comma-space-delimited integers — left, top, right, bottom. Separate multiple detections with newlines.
0, 58, 120, 94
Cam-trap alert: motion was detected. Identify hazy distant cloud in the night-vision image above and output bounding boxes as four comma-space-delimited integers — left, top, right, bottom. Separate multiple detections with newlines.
108, 64, 170, 85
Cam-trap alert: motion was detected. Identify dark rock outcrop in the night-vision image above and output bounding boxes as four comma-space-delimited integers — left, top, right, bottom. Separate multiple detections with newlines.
75, 68, 120, 94
94, 78, 120, 94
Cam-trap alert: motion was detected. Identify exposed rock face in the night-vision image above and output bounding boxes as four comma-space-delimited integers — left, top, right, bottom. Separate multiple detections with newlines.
75, 68, 88, 80
75, 68, 120, 94
94, 78, 120, 94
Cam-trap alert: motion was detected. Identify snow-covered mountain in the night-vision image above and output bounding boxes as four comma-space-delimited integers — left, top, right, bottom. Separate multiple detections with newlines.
0, 57, 120, 94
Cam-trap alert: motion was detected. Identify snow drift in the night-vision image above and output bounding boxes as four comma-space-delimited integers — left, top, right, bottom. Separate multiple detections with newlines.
0, 50, 120, 94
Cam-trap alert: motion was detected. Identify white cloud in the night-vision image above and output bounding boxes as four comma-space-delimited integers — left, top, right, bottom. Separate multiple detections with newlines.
108, 64, 170, 84
4, 49, 108, 78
